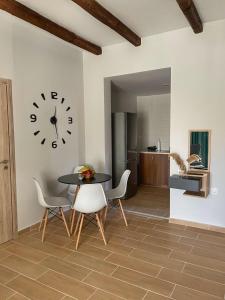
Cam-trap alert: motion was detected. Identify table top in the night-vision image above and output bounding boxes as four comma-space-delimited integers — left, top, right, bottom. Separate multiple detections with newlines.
58, 173, 111, 185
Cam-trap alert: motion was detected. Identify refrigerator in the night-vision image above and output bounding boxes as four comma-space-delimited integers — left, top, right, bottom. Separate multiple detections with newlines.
112, 112, 138, 198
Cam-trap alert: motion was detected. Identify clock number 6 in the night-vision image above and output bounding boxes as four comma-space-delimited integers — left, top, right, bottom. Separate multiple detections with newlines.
52, 141, 57, 149
30, 114, 37, 122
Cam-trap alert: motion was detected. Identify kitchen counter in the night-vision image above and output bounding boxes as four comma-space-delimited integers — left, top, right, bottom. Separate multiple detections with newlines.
139, 150, 170, 155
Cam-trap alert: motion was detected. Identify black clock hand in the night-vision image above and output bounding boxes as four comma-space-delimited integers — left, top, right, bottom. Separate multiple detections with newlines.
54, 106, 58, 140
50, 107, 58, 140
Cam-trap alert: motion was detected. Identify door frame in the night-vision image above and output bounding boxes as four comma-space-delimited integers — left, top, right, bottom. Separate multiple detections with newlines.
0, 78, 17, 238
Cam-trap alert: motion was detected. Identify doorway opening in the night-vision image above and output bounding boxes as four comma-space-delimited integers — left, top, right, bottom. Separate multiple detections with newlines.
108, 68, 171, 218
0, 79, 17, 244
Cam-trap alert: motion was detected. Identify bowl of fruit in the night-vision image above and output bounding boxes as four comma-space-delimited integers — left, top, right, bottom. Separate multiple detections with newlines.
78, 165, 95, 180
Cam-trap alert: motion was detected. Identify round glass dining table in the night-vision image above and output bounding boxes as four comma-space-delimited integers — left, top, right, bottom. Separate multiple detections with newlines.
58, 173, 111, 185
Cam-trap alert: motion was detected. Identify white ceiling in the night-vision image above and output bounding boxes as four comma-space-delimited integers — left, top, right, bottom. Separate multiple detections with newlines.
111, 68, 171, 96
16, 0, 225, 49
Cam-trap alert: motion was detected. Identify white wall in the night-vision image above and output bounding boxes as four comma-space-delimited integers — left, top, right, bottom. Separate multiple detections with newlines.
0, 11, 85, 230
111, 85, 137, 113
83, 19, 225, 228
137, 94, 170, 151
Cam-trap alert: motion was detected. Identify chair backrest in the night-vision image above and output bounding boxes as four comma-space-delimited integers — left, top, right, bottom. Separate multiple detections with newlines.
33, 177, 48, 208
68, 166, 83, 194
73, 184, 107, 214
116, 169, 131, 198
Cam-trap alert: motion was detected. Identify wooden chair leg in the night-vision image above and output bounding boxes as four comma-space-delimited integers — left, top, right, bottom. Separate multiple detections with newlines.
102, 206, 108, 226
70, 209, 76, 234
70, 186, 80, 223
118, 199, 128, 227
75, 214, 84, 250
60, 208, 70, 237
74, 213, 81, 237
39, 209, 47, 232
96, 213, 107, 245
41, 208, 49, 242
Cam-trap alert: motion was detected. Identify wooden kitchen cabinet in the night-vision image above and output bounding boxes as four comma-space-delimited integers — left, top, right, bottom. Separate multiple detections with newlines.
139, 153, 170, 187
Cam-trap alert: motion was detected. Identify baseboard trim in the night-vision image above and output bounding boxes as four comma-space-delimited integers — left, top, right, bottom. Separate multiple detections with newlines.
18, 222, 39, 235
170, 218, 225, 233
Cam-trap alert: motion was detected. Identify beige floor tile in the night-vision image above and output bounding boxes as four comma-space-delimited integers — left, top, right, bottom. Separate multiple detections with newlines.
0, 283, 15, 299
124, 239, 171, 256
40, 256, 90, 281
143, 236, 192, 253
0, 249, 11, 261
89, 290, 125, 300
191, 245, 225, 262
7, 293, 30, 300
105, 226, 147, 241
130, 248, 184, 271
31, 232, 71, 247
38, 270, 95, 299
186, 226, 225, 237
7, 275, 63, 300
183, 263, 225, 285
198, 233, 225, 246
144, 291, 171, 300
159, 268, 225, 298
171, 250, 225, 273
0, 264, 18, 284
6, 242, 48, 263
0, 255, 47, 280
171, 285, 221, 300
65, 241, 111, 260
106, 222, 137, 232
84, 236, 133, 256
135, 228, 180, 242
106, 253, 161, 276
84, 271, 146, 300
153, 225, 198, 239
112, 267, 174, 297
15, 236, 73, 258
64, 252, 117, 275
180, 237, 225, 251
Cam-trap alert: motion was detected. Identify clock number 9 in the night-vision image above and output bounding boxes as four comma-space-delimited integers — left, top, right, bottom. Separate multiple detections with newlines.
30, 114, 37, 122
68, 117, 73, 124
52, 141, 57, 149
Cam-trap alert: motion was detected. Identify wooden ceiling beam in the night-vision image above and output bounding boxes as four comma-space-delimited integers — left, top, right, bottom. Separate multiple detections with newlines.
176, 0, 203, 33
71, 0, 141, 46
0, 0, 102, 55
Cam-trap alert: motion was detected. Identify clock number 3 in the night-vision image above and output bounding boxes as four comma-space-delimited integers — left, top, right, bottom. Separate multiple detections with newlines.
68, 117, 73, 124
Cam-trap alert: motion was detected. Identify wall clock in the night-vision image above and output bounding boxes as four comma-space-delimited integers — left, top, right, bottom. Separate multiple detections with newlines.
30, 91, 73, 149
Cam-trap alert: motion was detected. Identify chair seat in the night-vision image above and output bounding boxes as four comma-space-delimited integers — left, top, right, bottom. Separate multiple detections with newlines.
45, 196, 71, 208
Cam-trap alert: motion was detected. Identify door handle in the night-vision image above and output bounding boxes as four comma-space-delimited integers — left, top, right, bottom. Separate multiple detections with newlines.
0, 160, 8, 164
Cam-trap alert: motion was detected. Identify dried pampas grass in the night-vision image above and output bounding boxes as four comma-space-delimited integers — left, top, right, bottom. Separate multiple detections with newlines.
169, 153, 187, 174
186, 154, 201, 164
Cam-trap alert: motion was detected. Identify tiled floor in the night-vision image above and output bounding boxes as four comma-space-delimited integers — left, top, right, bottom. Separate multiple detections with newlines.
1, 210, 225, 299
124, 186, 170, 218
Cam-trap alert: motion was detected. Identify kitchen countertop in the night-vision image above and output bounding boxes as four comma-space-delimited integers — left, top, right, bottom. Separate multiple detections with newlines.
139, 150, 170, 154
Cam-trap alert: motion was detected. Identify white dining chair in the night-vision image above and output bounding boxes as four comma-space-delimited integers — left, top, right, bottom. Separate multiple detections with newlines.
104, 169, 131, 227
72, 183, 107, 250
67, 166, 82, 203
68, 166, 83, 234
33, 178, 71, 242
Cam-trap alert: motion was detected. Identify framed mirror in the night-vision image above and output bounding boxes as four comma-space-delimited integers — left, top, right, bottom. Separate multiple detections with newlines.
189, 130, 211, 171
